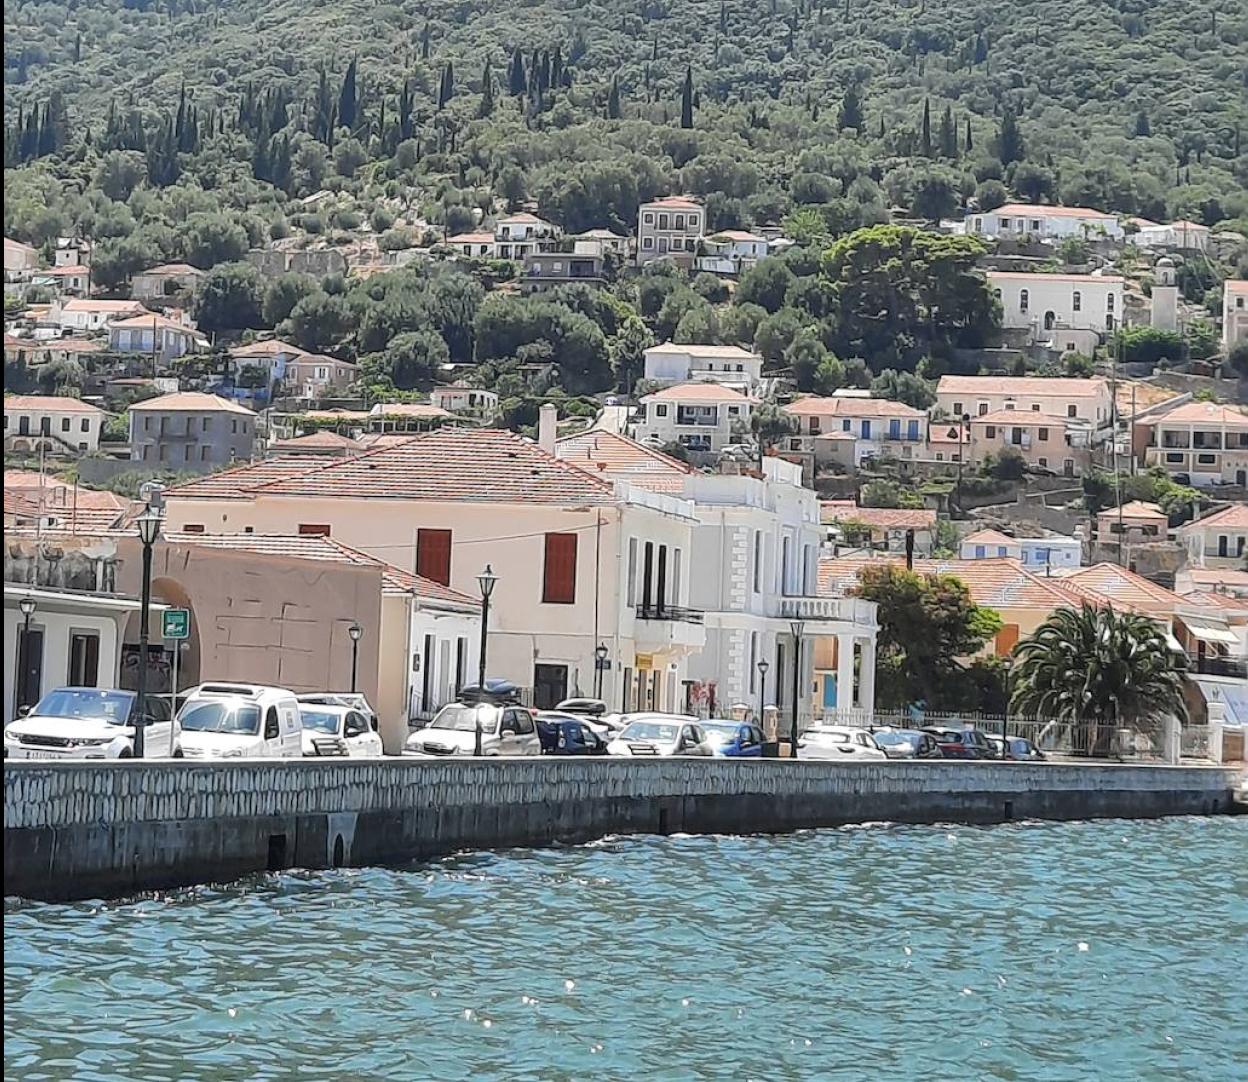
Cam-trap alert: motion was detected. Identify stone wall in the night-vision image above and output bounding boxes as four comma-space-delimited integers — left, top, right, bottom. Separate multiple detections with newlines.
5, 759, 1239, 901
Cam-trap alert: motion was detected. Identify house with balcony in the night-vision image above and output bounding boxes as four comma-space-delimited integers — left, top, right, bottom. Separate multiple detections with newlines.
128, 392, 256, 471
987, 271, 1123, 344
108, 311, 208, 362
1177, 505, 1248, 569
935, 375, 1113, 429
966, 202, 1124, 241
959, 528, 1082, 570
443, 232, 496, 258
642, 343, 763, 392
968, 409, 1091, 475
494, 213, 560, 261
1135, 220, 1211, 253
3, 395, 107, 456
633, 383, 755, 456
636, 196, 705, 268
694, 230, 770, 275
1142, 401, 1248, 487
429, 384, 500, 421
49, 297, 146, 333
519, 252, 606, 293
283, 353, 358, 401
1224, 280, 1248, 352
821, 502, 937, 557
570, 229, 630, 259
783, 394, 928, 467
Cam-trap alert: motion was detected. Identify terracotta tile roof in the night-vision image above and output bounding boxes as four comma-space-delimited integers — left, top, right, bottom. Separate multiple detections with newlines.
36, 337, 103, 353
647, 342, 759, 360
43, 264, 90, 276
707, 230, 766, 242
271, 431, 362, 452
928, 422, 967, 444
162, 532, 477, 606
1179, 591, 1248, 615
254, 427, 619, 505
972, 409, 1071, 426
1152, 401, 1248, 428
107, 312, 202, 333
990, 203, 1116, 220
644, 196, 702, 210
302, 408, 371, 422
1225, 280, 1248, 295
643, 382, 755, 403
369, 403, 454, 419
4, 394, 105, 415
3, 488, 38, 518
229, 338, 308, 358
785, 396, 926, 419
1060, 563, 1182, 617
60, 299, 146, 315
985, 271, 1124, 284
1182, 504, 1248, 531
555, 430, 694, 494
129, 392, 255, 416
497, 212, 553, 225
140, 263, 204, 276
1103, 500, 1166, 519
961, 529, 1019, 547
937, 375, 1109, 399
164, 456, 331, 500
820, 503, 936, 529
446, 232, 495, 244
354, 433, 420, 449
1179, 567, 1248, 593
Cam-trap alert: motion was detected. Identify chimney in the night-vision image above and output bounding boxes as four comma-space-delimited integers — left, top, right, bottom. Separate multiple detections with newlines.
538, 403, 558, 454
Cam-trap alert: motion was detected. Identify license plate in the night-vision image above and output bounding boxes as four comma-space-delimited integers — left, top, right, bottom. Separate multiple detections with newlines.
21, 749, 64, 760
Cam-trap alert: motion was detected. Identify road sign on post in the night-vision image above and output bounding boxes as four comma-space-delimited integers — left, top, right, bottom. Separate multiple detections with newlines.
161, 608, 190, 640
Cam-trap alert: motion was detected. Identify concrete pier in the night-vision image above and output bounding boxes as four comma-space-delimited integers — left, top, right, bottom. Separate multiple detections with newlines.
4, 759, 1240, 902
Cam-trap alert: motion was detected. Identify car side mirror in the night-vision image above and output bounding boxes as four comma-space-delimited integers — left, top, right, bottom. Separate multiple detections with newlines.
16, 705, 31, 718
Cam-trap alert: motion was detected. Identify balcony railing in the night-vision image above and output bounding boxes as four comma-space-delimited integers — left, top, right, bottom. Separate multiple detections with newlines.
637, 604, 704, 624
1188, 654, 1248, 679
779, 596, 878, 626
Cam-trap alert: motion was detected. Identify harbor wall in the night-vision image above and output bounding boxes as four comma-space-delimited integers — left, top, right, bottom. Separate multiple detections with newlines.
4, 759, 1240, 901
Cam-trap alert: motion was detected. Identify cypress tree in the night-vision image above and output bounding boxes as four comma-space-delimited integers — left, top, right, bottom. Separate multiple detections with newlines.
607, 75, 621, 120
420, 25, 431, 60
478, 59, 495, 117
439, 62, 454, 109
964, 116, 973, 153
399, 81, 413, 139
1134, 109, 1150, 137
939, 104, 957, 157
508, 49, 527, 95
838, 82, 863, 131
998, 104, 1024, 164
920, 97, 932, 156
551, 46, 562, 89
338, 57, 358, 131
680, 65, 694, 129
73, 33, 81, 63
878, 114, 885, 139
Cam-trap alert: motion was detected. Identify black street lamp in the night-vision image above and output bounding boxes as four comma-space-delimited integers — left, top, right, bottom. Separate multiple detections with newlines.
18, 595, 36, 712
348, 621, 363, 693
594, 643, 609, 700
475, 565, 498, 757
133, 506, 162, 759
756, 658, 769, 723
789, 620, 804, 760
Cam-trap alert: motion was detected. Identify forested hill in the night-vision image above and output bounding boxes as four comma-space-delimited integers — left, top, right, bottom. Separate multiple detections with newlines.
4, 0, 1246, 239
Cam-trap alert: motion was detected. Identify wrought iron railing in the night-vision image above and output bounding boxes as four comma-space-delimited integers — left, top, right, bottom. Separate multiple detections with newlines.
636, 604, 705, 624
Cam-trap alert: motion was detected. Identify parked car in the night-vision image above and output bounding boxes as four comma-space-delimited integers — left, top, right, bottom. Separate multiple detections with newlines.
922, 726, 996, 760
985, 734, 1046, 761
404, 702, 541, 757
296, 692, 379, 734
300, 705, 384, 758
177, 683, 302, 759
870, 728, 944, 760
606, 715, 714, 757
701, 720, 765, 758
798, 725, 887, 761
3, 687, 181, 760
536, 713, 610, 755
554, 698, 627, 738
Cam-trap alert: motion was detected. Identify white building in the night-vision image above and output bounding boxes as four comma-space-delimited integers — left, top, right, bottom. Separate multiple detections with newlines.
959, 528, 1081, 571
50, 297, 146, 333
694, 230, 770, 275
1177, 505, 1248, 569
1135, 220, 1211, 253
4, 237, 39, 280
41, 264, 90, 295
967, 203, 1124, 242
636, 196, 704, 267
987, 271, 1123, 339
633, 382, 756, 455
444, 232, 496, 258
571, 229, 630, 259
108, 312, 208, 362
642, 343, 763, 391
494, 213, 560, 261
3, 395, 107, 456
1142, 401, 1248, 487
1224, 280, 1248, 352
429, 385, 500, 420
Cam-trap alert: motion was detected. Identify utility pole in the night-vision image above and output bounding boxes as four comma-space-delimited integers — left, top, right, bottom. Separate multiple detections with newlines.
1111, 328, 1125, 567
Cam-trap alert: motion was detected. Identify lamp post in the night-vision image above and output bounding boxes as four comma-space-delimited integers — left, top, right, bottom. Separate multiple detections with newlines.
475, 565, 498, 757
594, 643, 609, 700
133, 506, 162, 759
789, 620, 804, 759
756, 658, 769, 723
348, 621, 363, 693
18, 595, 36, 712
956, 412, 971, 508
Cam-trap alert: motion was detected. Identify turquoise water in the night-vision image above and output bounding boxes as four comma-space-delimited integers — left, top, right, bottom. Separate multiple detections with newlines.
5, 817, 1246, 1081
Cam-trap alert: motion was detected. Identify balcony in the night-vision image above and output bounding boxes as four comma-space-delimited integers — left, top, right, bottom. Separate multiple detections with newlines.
1189, 654, 1248, 679
634, 604, 706, 654
779, 596, 878, 628
637, 604, 703, 624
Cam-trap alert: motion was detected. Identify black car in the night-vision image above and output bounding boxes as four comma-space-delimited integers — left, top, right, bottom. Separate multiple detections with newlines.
921, 726, 996, 759
870, 728, 944, 759
536, 712, 609, 756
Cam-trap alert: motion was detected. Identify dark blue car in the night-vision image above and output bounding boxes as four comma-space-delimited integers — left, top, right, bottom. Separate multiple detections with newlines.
702, 721, 765, 758
536, 713, 609, 756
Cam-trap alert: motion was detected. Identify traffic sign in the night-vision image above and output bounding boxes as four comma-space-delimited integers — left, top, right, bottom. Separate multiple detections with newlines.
162, 608, 191, 640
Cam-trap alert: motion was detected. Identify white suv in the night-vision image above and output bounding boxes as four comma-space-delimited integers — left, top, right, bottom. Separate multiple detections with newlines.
4, 687, 180, 760
404, 703, 541, 757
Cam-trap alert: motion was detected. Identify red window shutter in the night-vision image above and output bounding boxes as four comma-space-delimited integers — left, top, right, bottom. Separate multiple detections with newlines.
416, 529, 452, 586
543, 533, 578, 605
298, 524, 331, 536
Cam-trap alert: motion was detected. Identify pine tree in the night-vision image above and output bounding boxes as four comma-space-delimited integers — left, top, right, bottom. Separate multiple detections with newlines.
508, 49, 527, 95
607, 75, 621, 120
920, 98, 932, 156
339, 57, 358, 131
939, 104, 957, 157
838, 82, 863, 131
478, 59, 495, 117
680, 65, 694, 129
998, 104, 1025, 165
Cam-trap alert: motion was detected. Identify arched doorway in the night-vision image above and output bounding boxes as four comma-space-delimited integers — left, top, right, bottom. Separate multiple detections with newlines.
120, 577, 201, 702
1043, 311, 1056, 330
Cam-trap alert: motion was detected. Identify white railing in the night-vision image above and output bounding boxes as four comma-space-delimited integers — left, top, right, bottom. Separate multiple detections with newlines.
779, 596, 878, 626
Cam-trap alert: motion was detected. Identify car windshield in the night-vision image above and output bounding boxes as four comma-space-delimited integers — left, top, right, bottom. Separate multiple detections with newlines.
430, 704, 497, 735
871, 731, 912, 747
619, 721, 679, 744
301, 710, 342, 735
809, 729, 851, 743
701, 723, 741, 745
30, 688, 134, 725
179, 701, 261, 735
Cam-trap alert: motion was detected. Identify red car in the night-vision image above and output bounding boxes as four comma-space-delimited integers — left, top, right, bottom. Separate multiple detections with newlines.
921, 726, 995, 759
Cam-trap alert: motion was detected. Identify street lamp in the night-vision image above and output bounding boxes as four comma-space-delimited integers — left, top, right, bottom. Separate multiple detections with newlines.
18, 595, 36, 712
475, 565, 498, 757
594, 643, 609, 700
789, 620, 804, 760
756, 658, 769, 723
348, 621, 363, 693
133, 505, 162, 759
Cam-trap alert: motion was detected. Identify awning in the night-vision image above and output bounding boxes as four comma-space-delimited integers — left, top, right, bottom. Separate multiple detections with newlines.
1181, 619, 1239, 646
1165, 632, 1184, 652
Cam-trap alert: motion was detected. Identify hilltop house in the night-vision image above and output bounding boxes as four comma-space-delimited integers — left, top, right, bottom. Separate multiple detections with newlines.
108, 311, 208, 362
633, 383, 756, 456
694, 230, 770, 275
1224, 280, 1248, 352
987, 271, 1123, 346
494, 213, 560, 260
3, 395, 107, 456
966, 203, 1124, 241
129, 392, 256, 470
935, 376, 1113, 435
1141, 401, 1248, 488
130, 263, 206, 301
642, 343, 763, 391
783, 395, 927, 467
636, 196, 705, 268
50, 297, 145, 333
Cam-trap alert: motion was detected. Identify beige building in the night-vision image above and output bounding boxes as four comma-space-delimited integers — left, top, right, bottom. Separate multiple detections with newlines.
636, 196, 705, 267
1177, 505, 1248, 569
130, 263, 206, 301
784, 395, 928, 466
935, 375, 1113, 428
820, 503, 937, 556
3, 395, 107, 456
633, 383, 756, 456
1095, 501, 1169, 547
429, 385, 500, 420
987, 271, 1123, 340
284, 353, 358, 400
1224, 280, 1248, 352
1142, 400, 1248, 487
162, 426, 704, 713
968, 409, 1090, 476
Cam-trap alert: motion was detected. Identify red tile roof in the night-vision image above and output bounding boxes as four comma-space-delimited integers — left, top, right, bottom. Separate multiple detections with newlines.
937, 376, 1109, 399
1152, 401, 1248, 428
370, 403, 454, 419
164, 456, 333, 500
555, 430, 694, 494
107, 312, 201, 333
972, 409, 1071, 426
1183, 504, 1248, 530
271, 431, 362, 453
60, 299, 145, 314
643, 382, 755, 403
961, 528, 1019, 548
644, 196, 701, 210
4, 394, 105, 415
129, 392, 255, 416
990, 203, 1116, 220
820, 503, 936, 529
1058, 563, 1183, 617
229, 338, 308, 358
785, 396, 926, 420
985, 271, 1124, 284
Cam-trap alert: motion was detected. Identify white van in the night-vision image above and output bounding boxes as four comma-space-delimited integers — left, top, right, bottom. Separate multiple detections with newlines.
177, 683, 302, 759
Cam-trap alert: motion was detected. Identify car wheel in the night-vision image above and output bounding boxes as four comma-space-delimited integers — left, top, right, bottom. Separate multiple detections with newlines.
172, 747, 185, 759
117, 747, 133, 759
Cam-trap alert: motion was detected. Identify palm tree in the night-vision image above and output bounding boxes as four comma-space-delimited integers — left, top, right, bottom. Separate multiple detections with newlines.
1010, 604, 1187, 756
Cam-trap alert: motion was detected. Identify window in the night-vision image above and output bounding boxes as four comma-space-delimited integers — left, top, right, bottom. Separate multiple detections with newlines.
1106, 293, 1115, 311
182, 524, 205, 534
985, 425, 996, 438
1030, 219, 1040, 231
642, 212, 654, 225
512, 709, 535, 735
1019, 289, 1029, 312
231, 419, 238, 434
1039, 427, 1049, 441
1106, 313, 1114, 329
655, 404, 668, 417
455, 637, 467, 696
421, 634, 435, 710
1067, 405, 1077, 418
183, 445, 191, 462
1165, 452, 1184, 464
416, 528, 452, 586
658, 213, 670, 229
1004, 403, 1015, 411
627, 537, 638, 607
841, 418, 851, 432
975, 545, 986, 558
542, 533, 578, 604
1072, 291, 1082, 312
1032, 403, 1041, 411
753, 530, 762, 593
56, 417, 71, 432
727, 405, 739, 416
201, 446, 210, 461
674, 214, 685, 230
202, 417, 210, 432
889, 419, 901, 439
642, 237, 654, 250
978, 402, 989, 416
688, 214, 700, 228
1038, 457, 1048, 468
68, 632, 100, 687
78, 441, 87, 451
952, 402, 963, 416
1197, 453, 1216, 465
298, 524, 331, 536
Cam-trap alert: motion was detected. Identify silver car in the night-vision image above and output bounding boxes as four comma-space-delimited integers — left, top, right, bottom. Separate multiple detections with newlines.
606, 714, 714, 757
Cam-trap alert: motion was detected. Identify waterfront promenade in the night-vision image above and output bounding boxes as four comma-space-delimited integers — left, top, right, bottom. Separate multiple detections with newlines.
5, 758, 1241, 901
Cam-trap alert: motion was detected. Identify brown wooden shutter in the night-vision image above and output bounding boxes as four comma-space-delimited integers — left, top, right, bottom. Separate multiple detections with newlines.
542, 532, 578, 605
297, 523, 331, 536
416, 528, 453, 586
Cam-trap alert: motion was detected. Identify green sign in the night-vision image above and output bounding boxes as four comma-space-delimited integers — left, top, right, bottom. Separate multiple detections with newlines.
161, 608, 191, 640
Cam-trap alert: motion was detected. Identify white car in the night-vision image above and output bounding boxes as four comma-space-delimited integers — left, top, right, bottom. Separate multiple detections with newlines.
296, 692, 379, 733
4, 687, 181, 760
606, 715, 714, 757
404, 702, 541, 757
300, 704, 383, 758
799, 725, 887, 761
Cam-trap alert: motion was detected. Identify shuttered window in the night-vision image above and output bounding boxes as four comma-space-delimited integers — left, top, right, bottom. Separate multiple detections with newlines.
416, 529, 452, 586
542, 532, 578, 605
